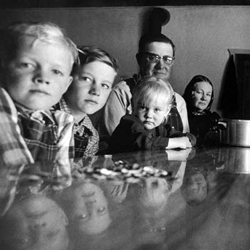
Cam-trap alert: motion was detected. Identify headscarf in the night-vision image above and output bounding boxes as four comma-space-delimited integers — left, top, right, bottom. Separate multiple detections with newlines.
183, 75, 214, 113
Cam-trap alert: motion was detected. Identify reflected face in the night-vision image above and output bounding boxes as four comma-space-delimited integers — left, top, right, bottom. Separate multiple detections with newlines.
0, 195, 69, 250
181, 172, 208, 205
140, 177, 170, 210
139, 42, 174, 81
65, 61, 116, 122
191, 81, 213, 113
69, 182, 111, 235
4, 36, 73, 110
134, 93, 170, 130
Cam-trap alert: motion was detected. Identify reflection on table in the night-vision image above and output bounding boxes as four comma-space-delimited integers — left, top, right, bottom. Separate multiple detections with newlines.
0, 146, 250, 250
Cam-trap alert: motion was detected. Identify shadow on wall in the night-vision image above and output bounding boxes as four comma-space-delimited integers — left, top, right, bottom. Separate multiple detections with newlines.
141, 7, 170, 35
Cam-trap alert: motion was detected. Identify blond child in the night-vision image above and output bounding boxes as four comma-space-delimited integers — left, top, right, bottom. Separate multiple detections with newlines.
0, 21, 78, 177
108, 76, 196, 153
0, 193, 70, 250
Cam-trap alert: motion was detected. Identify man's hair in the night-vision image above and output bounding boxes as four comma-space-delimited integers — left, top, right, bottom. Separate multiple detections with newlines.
72, 45, 119, 75
0, 21, 78, 64
132, 76, 174, 111
138, 33, 176, 57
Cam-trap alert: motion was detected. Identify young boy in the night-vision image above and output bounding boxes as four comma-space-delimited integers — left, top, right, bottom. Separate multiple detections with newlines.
0, 21, 78, 177
108, 76, 196, 153
0, 193, 70, 250
54, 46, 118, 158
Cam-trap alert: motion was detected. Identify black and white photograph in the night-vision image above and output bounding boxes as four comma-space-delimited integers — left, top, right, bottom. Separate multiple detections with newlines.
0, 1, 250, 250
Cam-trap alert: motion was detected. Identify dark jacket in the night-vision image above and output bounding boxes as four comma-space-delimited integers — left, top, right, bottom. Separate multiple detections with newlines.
108, 115, 196, 154
188, 110, 222, 147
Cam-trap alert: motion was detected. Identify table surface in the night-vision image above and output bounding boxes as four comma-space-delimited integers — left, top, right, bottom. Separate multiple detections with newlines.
0, 146, 250, 250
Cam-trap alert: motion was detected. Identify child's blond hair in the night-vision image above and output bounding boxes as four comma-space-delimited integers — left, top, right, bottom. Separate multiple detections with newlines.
0, 21, 78, 64
131, 76, 174, 111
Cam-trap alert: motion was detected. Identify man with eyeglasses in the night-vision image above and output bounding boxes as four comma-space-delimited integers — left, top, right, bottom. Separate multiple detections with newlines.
92, 33, 189, 149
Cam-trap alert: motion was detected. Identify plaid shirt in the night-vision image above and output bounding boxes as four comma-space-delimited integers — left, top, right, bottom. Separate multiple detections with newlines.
55, 98, 99, 158
0, 87, 74, 177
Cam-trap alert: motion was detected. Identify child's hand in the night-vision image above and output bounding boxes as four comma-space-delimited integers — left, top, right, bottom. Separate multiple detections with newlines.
167, 136, 192, 149
178, 137, 192, 148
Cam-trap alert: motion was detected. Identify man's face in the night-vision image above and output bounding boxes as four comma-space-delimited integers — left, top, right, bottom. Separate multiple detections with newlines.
139, 177, 170, 210
137, 42, 174, 81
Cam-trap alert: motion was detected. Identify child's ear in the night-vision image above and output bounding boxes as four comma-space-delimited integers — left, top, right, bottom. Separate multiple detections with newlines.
162, 105, 171, 124
59, 207, 69, 226
65, 76, 73, 91
166, 105, 172, 116
136, 53, 142, 66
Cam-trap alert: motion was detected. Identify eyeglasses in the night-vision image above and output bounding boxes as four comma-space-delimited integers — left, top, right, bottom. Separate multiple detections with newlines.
140, 52, 175, 66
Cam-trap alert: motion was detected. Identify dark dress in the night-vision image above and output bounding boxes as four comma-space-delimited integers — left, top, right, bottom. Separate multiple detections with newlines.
188, 110, 223, 147
108, 115, 196, 154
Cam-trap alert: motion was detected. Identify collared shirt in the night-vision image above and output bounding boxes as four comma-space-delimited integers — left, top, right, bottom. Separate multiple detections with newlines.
0, 87, 34, 167
0, 87, 74, 178
55, 98, 99, 158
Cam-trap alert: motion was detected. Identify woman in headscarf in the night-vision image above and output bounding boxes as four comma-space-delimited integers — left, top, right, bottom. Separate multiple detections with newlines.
183, 75, 225, 147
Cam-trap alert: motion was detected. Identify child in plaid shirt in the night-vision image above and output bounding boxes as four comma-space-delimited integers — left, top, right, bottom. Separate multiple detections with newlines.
55, 46, 118, 158
0, 21, 78, 177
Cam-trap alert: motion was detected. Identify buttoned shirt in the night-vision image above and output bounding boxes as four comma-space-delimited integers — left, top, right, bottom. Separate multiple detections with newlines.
55, 98, 99, 158
0, 87, 74, 177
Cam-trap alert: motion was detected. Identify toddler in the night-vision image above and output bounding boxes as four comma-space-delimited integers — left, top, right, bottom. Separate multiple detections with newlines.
108, 76, 196, 153
0, 21, 78, 177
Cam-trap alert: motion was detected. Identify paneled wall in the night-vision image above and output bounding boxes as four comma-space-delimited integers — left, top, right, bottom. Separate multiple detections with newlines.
0, 6, 250, 115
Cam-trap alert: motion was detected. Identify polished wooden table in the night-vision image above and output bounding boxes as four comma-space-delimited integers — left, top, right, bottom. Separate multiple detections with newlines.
0, 146, 250, 250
